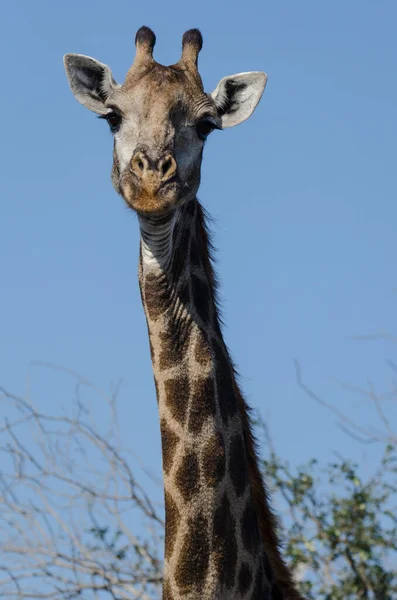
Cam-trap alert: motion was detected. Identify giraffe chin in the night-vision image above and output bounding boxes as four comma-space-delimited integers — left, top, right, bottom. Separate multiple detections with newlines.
120, 180, 183, 216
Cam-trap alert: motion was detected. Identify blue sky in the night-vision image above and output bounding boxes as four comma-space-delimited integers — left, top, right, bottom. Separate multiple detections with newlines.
1, 0, 396, 503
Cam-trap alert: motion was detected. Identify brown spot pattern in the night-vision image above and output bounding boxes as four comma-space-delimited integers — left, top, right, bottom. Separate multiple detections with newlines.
262, 554, 283, 600
272, 582, 284, 600
263, 553, 274, 585
194, 330, 212, 366
229, 434, 247, 497
144, 272, 169, 320
212, 494, 237, 589
187, 376, 216, 434
162, 579, 172, 600
160, 419, 179, 474
202, 432, 226, 487
164, 491, 179, 558
174, 512, 209, 593
164, 375, 190, 424
238, 562, 253, 596
158, 327, 188, 370
252, 565, 268, 599
213, 341, 238, 423
241, 504, 261, 555
175, 451, 200, 501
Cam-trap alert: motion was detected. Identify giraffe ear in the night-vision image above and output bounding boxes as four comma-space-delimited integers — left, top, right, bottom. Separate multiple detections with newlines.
211, 72, 267, 128
63, 54, 120, 115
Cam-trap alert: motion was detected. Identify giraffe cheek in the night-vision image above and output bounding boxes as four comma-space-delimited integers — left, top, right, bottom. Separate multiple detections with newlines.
111, 159, 121, 194
175, 140, 202, 181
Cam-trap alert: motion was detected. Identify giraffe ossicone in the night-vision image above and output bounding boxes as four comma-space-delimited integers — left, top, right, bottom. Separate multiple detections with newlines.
64, 26, 304, 600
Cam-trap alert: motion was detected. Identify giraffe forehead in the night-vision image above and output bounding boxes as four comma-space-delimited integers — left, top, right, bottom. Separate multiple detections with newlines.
110, 66, 213, 120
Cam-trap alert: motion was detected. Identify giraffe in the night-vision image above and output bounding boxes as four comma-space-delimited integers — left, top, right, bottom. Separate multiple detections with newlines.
64, 26, 304, 600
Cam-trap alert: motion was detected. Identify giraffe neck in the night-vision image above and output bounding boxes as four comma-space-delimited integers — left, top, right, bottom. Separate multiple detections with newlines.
138, 200, 299, 600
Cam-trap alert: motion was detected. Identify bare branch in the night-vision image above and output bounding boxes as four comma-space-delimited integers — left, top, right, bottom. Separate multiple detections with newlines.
294, 360, 396, 445
0, 367, 163, 600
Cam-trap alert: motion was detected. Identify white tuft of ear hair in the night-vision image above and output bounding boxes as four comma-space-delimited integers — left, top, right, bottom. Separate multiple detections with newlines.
211, 71, 267, 128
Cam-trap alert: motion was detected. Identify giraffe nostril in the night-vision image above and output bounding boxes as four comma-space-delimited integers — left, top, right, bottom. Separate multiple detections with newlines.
130, 152, 149, 178
161, 158, 172, 177
160, 155, 177, 182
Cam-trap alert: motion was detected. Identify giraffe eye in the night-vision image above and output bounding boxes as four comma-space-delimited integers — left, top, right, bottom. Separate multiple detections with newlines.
196, 120, 215, 141
104, 112, 122, 132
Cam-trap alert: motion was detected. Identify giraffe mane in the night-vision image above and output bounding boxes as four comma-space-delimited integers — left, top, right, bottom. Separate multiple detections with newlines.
194, 199, 303, 599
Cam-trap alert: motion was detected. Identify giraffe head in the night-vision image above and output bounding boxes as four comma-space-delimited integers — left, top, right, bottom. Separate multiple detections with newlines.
64, 26, 267, 215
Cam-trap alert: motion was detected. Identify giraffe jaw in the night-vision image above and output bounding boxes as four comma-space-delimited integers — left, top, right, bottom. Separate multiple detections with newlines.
119, 174, 182, 215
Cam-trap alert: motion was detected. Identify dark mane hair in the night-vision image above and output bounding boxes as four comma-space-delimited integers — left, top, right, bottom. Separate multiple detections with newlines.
194, 198, 303, 599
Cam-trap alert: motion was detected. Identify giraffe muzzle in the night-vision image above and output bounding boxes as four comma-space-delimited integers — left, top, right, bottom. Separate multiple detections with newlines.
130, 151, 178, 190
